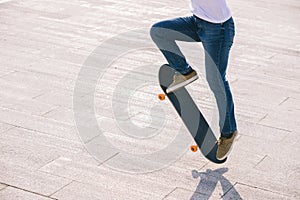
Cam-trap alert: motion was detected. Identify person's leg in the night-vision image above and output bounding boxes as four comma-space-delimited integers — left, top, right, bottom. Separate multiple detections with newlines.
150, 16, 200, 75
196, 17, 237, 159
197, 17, 237, 137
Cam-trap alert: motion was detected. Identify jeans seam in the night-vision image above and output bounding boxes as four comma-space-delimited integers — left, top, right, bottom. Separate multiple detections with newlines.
217, 34, 233, 135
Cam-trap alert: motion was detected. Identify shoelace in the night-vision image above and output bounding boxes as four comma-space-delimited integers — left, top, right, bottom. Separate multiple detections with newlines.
217, 138, 225, 146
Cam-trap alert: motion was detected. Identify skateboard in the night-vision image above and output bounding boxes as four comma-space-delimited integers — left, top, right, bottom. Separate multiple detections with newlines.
158, 64, 227, 164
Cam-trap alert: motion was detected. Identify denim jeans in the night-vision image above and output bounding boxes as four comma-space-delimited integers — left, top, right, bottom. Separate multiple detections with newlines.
150, 15, 237, 137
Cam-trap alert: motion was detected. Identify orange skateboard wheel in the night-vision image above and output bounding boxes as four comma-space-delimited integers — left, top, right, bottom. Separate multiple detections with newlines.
158, 93, 165, 101
190, 145, 198, 152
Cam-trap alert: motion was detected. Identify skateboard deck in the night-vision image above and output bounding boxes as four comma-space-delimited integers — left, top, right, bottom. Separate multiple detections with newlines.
158, 64, 227, 164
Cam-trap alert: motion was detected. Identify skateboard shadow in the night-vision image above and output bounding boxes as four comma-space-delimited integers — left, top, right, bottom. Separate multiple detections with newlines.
190, 168, 242, 199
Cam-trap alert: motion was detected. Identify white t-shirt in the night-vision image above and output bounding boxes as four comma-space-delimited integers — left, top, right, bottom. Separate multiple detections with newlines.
190, 0, 232, 23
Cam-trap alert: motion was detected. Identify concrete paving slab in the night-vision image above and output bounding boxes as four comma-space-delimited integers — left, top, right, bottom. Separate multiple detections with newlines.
237, 135, 298, 169
237, 120, 290, 142
0, 160, 72, 197
224, 183, 292, 200
0, 94, 57, 116
94, 117, 187, 154
0, 186, 54, 200
39, 156, 174, 199
51, 180, 159, 200
260, 98, 300, 132
254, 155, 300, 194
0, 70, 75, 93
0, 108, 79, 141
164, 187, 220, 200
0, 80, 44, 101
42, 106, 74, 125
0, 127, 83, 169
33, 89, 75, 110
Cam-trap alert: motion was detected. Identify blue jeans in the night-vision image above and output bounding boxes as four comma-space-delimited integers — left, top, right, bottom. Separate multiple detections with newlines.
150, 15, 237, 137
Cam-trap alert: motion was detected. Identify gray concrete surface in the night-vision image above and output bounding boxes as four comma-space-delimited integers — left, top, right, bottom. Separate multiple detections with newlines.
0, 0, 299, 199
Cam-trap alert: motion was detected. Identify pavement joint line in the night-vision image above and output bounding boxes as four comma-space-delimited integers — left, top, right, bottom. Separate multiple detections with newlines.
0, 123, 56, 137
254, 155, 268, 168
0, 106, 38, 117
161, 187, 178, 200
84, 133, 103, 145
257, 113, 268, 123
256, 123, 292, 133
41, 106, 60, 117
278, 97, 290, 106
267, 53, 277, 59
4, 22, 99, 50
32, 92, 48, 100
1, 124, 83, 146
1, 30, 86, 55
25, 68, 77, 81
198, 161, 210, 171
237, 182, 292, 198
97, 152, 120, 166
221, 181, 238, 198
168, 186, 223, 199
48, 180, 74, 198
38, 169, 77, 183
0, 181, 58, 200
37, 155, 62, 171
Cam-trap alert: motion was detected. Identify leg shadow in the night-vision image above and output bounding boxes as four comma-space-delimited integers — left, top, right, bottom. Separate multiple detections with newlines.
190, 168, 242, 199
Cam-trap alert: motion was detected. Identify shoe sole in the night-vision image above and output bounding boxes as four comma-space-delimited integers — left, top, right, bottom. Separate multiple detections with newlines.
217, 131, 239, 160
166, 75, 198, 93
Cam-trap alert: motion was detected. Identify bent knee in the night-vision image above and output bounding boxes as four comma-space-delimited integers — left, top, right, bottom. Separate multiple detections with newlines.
150, 21, 166, 40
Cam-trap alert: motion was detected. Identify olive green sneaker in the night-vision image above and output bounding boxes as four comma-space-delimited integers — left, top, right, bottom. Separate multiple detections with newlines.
166, 70, 198, 93
217, 131, 238, 160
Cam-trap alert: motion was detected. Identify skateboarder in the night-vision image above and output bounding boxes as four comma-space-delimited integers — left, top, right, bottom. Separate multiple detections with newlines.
150, 0, 238, 159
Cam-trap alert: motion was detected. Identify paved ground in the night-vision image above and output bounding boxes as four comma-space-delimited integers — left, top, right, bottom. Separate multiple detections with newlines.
0, 0, 299, 199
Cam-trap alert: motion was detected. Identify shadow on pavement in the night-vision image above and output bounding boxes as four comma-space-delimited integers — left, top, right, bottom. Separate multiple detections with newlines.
191, 168, 242, 199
